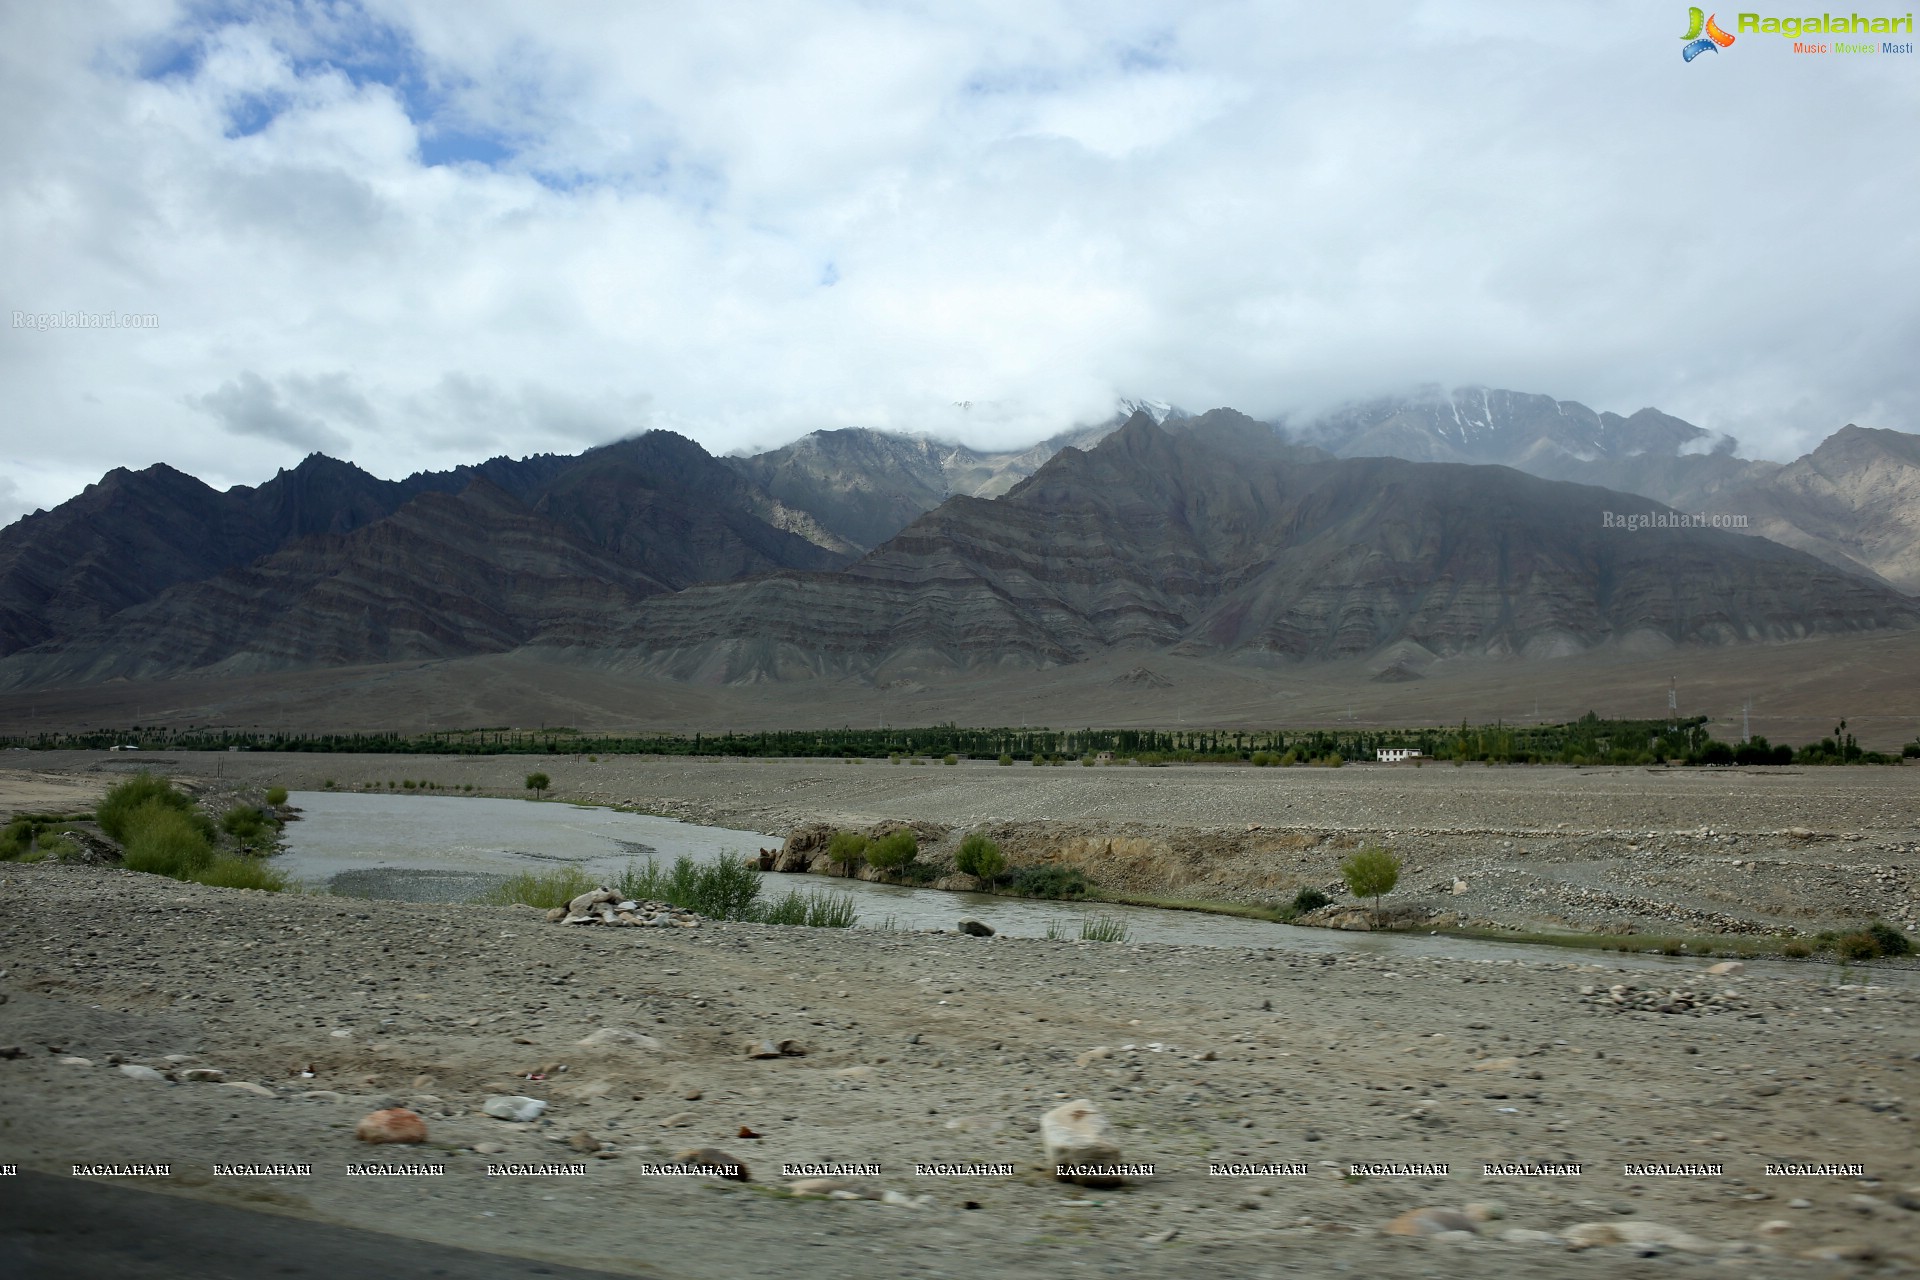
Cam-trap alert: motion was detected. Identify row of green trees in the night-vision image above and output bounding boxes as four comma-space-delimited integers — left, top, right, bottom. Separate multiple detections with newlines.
10, 714, 1911, 766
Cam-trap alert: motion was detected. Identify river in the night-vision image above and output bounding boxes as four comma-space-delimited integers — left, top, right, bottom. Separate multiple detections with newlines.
280, 791, 1910, 984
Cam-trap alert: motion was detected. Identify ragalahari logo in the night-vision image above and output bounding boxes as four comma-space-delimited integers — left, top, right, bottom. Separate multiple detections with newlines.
1682, 8, 1738, 58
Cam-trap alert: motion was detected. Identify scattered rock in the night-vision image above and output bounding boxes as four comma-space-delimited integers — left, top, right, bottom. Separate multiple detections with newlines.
355, 1108, 428, 1144
567, 1131, 602, 1153
473, 1142, 506, 1155
958, 920, 994, 937
744, 1038, 806, 1059
221, 1082, 275, 1097
117, 1064, 166, 1083
1041, 1099, 1126, 1187
575, 1028, 664, 1050
482, 1095, 548, 1122
1758, 1220, 1793, 1237
1075, 1046, 1113, 1068
1384, 1207, 1479, 1237
1706, 961, 1744, 976
300, 1090, 344, 1102
659, 1112, 696, 1128
179, 1068, 225, 1082
59, 1056, 94, 1067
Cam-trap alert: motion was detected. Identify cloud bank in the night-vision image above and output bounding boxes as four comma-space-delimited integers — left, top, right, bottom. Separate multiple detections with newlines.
1, 0, 1915, 520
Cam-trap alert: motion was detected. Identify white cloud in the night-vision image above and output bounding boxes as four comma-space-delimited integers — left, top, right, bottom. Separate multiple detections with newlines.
0, 0, 1914, 517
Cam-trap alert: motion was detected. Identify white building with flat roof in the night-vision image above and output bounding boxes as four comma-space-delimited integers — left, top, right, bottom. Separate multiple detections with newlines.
1376, 748, 1423, 763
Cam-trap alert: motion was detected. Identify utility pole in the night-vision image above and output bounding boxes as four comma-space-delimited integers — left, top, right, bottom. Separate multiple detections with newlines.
1668, 676, 1678, 715
1742, 700, 1751, 744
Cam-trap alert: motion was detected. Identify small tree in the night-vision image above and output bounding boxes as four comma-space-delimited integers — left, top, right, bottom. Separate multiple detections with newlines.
525, 771, 551, 799
866, 829, 918, 872
265, 786, 288, 806
827, 830, 869, 872
1340, 846, 1401, 918
955, 832, 1007, 883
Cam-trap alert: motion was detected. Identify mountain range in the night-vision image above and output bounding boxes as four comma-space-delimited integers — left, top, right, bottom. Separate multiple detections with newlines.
1, 389, 1915, 691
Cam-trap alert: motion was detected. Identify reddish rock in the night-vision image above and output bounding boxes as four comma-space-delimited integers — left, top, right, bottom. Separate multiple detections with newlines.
354, 1108, 428, 1144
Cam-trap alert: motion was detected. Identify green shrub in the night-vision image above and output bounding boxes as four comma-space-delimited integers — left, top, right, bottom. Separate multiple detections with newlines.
36, 833, 83, 863
192, 855, 290, 892
1031, 754, 1047, 766
1339, 846, 1401, 914
827, 830, 870, 869
756, 888, 858, 928
1866, 924, 1912, 955
121, 803, 217, 878
264, 786, 288, 806
1080, 915, 1130, 943
866, 829, 918, 871
618, 853, 765, 921
1080, 755, 1095, 766
477, 866, 598, 908
1291, 886, 1332, 914
1251, 751, 1275, 767
997, 754, 1013, 766
955, 832, 1007, 882
403, 779, 416, 790
525, 772, 551, 798
0, 817, 32, 860
322, 778, 336, 790
1835, 931, 1881, 961
943, 754, 959, 766
1782, 940, 1813, 958
97, 773, 195, 843
1012, 865, 1090, 899
221, 803, 278, 842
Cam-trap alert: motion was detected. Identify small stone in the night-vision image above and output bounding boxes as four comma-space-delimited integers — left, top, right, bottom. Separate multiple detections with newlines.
544, 907, 566, 923
745, 1039, 782, 1059
660, 1112, 696, 1127
482, 1095, 548, 1122
575, 1028, 664, 1050
674, 1148, 749, 1181
180, 1068, 226, 1082
355, 1108, 428, 1144
567, 1131, 602, 1153
1757, 1220, 1792, 1237
1562, 1223, 1621, 1250
1500, 1228, 1564, 1245
1706, 961, 1744, 976
958, 920, 994, 937
221, 1081, 275, 1097
1041, 1099, 1126, 1187
1142, 1229, 1179, 1245
329, 1029, 352, 1039
301, 1090, 344, 1102
1075, 1047, 1113, 1068
1464, 1201, 1505, 1222
1787, 1198, 1812, 1209
59, 1057, 93, 1067
1383, 1207, 1479, 1237
474, 1141, 507, 1155
117, 1064, 167, 1082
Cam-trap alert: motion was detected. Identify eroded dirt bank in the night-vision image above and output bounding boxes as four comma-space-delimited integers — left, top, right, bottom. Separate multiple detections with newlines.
2, 862, 1916, 1279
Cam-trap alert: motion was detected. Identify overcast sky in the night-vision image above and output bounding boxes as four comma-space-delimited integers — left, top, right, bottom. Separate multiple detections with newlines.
3, 1, 1916, 524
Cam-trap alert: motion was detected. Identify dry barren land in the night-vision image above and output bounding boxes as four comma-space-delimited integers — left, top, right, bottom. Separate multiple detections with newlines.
2, 755, 1919, 1278
2, 863, 1918, 1280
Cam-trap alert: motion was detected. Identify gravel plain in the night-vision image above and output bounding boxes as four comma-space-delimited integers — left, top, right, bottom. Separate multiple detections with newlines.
2, 752, 1918, 1279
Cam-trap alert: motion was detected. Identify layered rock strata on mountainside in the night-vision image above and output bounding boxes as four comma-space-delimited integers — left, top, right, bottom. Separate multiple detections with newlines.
606, 411, 1919, 681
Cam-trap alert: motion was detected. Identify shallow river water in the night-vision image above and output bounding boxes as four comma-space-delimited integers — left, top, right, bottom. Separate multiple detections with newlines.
282, 792, 1911, 984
